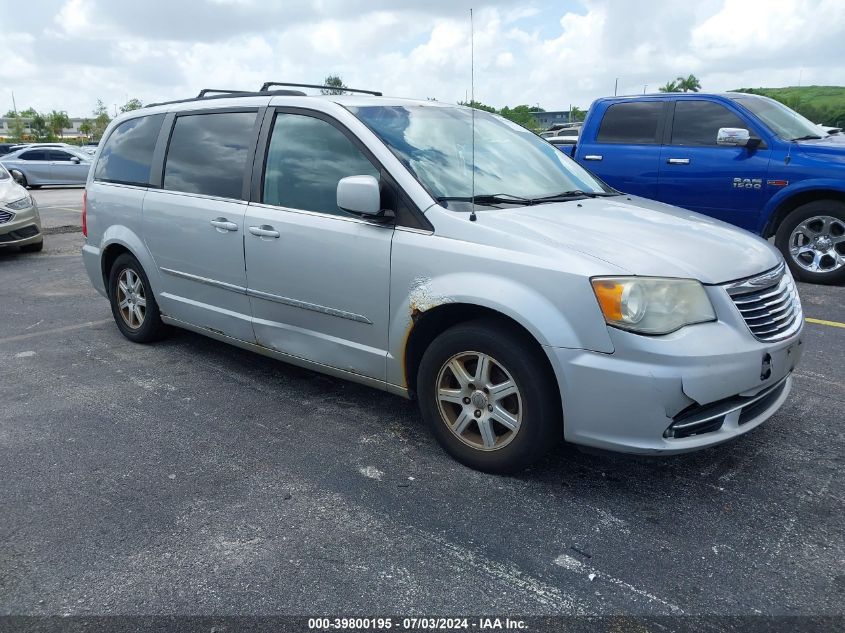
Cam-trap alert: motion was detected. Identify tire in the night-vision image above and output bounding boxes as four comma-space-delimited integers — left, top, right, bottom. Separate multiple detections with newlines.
19, 239, 43, 253
775, 200, 845, 285
417, 319, 561, 474
107, 253, 167, 343
10, 170, 27, 188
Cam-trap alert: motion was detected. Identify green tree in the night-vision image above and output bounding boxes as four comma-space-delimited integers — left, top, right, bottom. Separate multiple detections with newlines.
9, 116, 26, 141
499, 105, 541, 130
458, 99, 497, 113
677, 74, 702, 92
659, 80, 681, 93
320, 75, 347, 95
29, 112, 55, 141
569, 106, 586, 122
18, 107, 38, 118
48, 110, 71, 138
79, 119, 93, 140
92, 99, 111, 140
120, 98, 143, 113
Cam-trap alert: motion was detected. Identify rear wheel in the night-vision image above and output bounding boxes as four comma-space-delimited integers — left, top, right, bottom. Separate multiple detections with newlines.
108, 253, 167, 343
417, 319, 561, 474
775, 200, 845, 284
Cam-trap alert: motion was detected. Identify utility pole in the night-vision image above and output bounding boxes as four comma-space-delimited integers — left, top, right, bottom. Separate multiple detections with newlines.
11, 91, 17, 115
643, 84, 648, 94
614, 78, 618, 96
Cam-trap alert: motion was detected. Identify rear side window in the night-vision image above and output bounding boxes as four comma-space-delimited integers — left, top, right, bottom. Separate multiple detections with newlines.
596, 102, 663, 144
163, 111, 256, 200
49, 150, 76, 161
262, 113, 379, 216
94, 114, 164, 186
20, 150, 48, 161
671, 100, 748, 146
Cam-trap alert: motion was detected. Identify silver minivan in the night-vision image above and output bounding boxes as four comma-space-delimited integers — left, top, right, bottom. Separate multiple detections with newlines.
82, 84, 804, 473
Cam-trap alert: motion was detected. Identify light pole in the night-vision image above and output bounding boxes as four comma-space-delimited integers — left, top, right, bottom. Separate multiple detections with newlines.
614, 78, 618, 96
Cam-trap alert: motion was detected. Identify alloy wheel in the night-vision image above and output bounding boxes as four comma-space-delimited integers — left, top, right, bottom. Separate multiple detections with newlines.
435, 351, 523, 451
116, 268, 147, 329
788, 215, 845, 273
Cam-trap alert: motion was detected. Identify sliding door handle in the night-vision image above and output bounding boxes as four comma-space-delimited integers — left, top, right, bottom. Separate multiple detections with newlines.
584, 154, 603, 161
249, 225, 280, 239
210, 218, 238, 232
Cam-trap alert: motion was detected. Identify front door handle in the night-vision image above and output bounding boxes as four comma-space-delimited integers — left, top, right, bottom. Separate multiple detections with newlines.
210, 218, 238, 232
584, 154, 603, 161
667, 158, 690, 165
249, 225, 280, 239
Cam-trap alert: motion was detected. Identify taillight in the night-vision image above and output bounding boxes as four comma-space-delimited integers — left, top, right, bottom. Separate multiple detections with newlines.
82, 190, 87, 237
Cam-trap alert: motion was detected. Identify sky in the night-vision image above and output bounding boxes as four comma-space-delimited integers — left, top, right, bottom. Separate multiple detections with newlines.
1, 0, 843, 118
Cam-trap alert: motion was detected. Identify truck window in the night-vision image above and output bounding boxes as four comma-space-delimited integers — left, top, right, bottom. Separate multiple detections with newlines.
671, 101, 747, 146
94, 114, 165, 186
163, 111, 257, 200
596, 102, 663, 144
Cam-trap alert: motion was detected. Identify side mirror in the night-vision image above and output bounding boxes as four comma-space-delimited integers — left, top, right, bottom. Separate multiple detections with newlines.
71, 156, 81, 164
337, 175, 381, 216
717, 127, 751, 147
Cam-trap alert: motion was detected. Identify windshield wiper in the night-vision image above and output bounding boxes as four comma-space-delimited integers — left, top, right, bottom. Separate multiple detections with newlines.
790, 135, 822, 141
528, 190, 618, 203
436, 193, 532, 206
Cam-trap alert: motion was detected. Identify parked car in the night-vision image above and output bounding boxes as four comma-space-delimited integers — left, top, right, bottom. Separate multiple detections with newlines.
818, 124, 842, 136
547, 134, 579, 151
571, 93, 845, 284
0, 145, 92, 188
0, 143, 21, 156
0, 163, 43, 252
82, 86, 803, 473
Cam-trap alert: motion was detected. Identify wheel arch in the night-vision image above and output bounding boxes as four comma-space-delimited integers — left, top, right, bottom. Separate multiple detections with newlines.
762, 184, 845, 238
403, 302, 558, 403
98, 227, 161, 298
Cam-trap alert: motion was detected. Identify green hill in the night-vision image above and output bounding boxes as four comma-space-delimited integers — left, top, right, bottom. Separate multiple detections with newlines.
730, 86, 845, 127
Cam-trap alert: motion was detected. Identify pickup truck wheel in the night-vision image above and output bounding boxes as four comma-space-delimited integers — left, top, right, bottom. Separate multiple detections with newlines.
417, 319, 561, 474
775, 200, 845, 285
108, 253, 167, 343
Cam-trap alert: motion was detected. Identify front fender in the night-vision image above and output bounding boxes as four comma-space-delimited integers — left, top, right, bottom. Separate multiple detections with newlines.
758, 178, 845, 234
386, 271, 614, 388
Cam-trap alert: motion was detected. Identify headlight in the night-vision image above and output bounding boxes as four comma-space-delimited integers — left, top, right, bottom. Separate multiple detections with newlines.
591, 277, 716, 335
6, 195, 33, 211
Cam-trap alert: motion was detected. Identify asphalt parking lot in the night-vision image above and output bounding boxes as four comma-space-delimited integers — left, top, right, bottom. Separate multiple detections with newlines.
1, 189, 843, 620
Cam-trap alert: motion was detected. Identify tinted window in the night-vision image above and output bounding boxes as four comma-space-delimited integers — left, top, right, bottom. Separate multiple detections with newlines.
20, 150, 48, 161
49, 150, 76, 161
263, 113, 379, 216
94, 114, 164, 186
163, 112, 256, 199
596, 102, 663, 144
671, 101, 747, 146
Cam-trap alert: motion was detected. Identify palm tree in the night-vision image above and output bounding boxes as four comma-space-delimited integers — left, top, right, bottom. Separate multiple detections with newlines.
676, 74, 702, 92
658, 80, 680, 93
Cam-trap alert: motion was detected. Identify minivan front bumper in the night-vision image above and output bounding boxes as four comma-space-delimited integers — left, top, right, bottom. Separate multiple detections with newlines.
545, 318, 803, 455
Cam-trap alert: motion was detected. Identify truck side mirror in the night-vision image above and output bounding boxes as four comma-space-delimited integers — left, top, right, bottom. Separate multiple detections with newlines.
716, 127, 751, 147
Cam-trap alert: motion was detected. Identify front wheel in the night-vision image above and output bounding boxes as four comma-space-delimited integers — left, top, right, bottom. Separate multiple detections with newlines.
417, 319, 561, 474
775, 200, 845, 285
108, 253, 167, 343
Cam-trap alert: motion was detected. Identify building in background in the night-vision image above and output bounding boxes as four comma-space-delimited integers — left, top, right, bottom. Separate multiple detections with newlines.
0, 117, 88, 142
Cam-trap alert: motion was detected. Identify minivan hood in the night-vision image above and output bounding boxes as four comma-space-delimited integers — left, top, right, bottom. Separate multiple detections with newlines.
477, 196, 781, 284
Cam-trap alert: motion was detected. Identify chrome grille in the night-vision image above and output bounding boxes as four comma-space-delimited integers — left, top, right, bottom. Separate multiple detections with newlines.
725, 264, 802, 342
0, 210, 13, 224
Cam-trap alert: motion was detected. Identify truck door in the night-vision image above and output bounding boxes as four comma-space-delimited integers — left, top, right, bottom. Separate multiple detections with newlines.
576, 100, 666, 199
658, 99, 771, 231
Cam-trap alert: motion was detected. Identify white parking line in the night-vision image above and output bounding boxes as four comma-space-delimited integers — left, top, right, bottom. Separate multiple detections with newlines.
0, 319, 111, 345
39, 206, 82, 212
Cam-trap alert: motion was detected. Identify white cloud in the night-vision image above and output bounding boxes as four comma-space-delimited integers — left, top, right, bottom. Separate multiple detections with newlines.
0, 0, 841, 118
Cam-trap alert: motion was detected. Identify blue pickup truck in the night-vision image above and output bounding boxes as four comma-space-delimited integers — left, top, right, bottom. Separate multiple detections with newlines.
571, 93, 845, 284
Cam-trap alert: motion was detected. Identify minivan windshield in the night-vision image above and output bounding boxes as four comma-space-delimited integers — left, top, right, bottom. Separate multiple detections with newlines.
349, 105, 613, 208
730, 95, 825, 141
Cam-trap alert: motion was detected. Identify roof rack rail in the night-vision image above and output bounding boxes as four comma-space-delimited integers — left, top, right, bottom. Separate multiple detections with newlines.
145, 88, 308, 109
260, 81, 382, 96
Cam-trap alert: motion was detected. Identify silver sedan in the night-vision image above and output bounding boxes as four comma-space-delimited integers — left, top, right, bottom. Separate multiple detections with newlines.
0, 146, 92, 188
